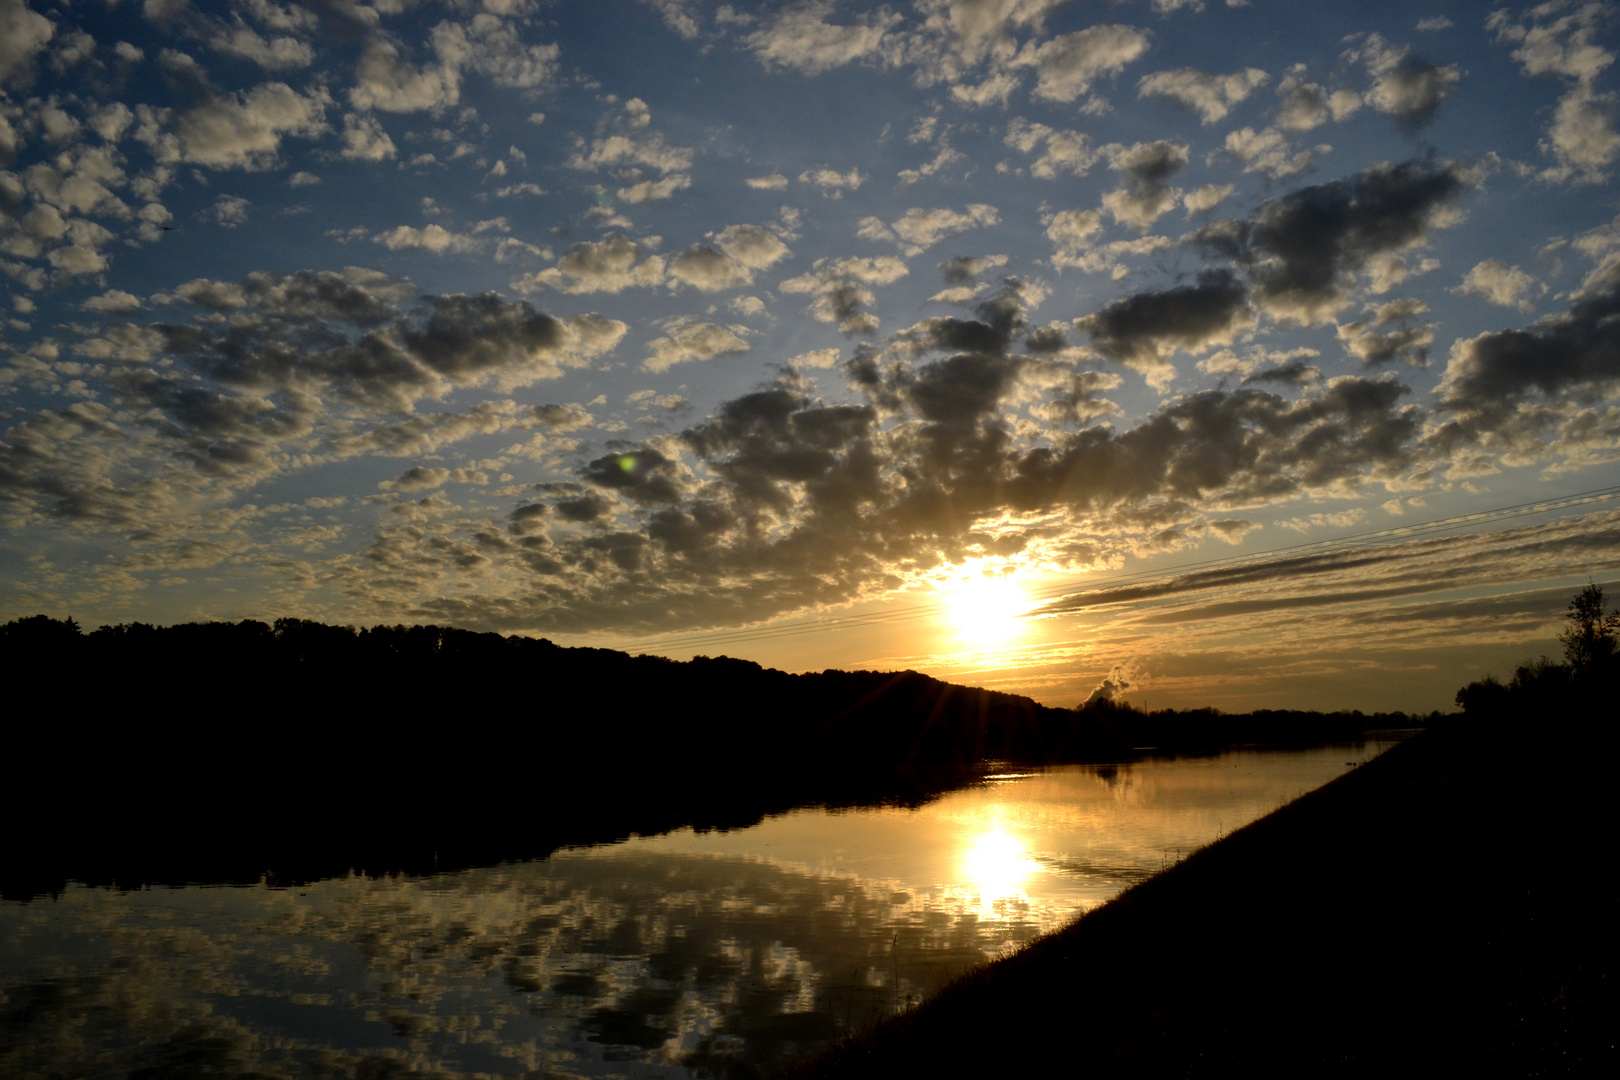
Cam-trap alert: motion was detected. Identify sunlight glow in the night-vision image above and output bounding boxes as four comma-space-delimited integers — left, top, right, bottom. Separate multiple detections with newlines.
944, 573, 1029, 646
960, 828, 1040, 910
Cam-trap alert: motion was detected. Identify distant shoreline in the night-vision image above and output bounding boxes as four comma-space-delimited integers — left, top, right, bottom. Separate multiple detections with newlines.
787, 719, 1614, 1077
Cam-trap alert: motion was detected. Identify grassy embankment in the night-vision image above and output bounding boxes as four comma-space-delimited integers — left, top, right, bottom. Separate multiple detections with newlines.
788, 716, 1614, 1078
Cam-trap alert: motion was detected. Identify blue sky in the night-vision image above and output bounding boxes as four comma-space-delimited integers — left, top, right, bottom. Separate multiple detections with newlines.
4, 0, 1620, 709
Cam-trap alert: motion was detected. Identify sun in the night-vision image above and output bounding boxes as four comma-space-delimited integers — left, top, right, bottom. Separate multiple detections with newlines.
944, 573, 1029, 647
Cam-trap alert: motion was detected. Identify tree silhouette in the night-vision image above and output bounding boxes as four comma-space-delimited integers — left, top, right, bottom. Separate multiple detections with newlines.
1559, 583, 1620, 675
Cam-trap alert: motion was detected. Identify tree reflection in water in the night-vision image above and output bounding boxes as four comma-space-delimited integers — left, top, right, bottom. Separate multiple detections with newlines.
0, 743, 1399, 1079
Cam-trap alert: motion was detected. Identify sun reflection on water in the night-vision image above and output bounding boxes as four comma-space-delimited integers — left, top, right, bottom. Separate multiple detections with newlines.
959, 827, 1042, 915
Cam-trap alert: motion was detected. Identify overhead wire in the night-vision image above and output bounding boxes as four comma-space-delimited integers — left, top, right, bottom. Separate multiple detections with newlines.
614, 483, 1620, 654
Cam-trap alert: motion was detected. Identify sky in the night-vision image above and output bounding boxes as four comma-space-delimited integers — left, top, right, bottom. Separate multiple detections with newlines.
3, 0, 1620, 712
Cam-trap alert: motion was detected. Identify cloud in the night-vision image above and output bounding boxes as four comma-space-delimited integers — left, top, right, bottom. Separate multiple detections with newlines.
798, 166, 866, 195
1074, 268, 1254, 387
1218, 126, 1326, 179
205, 194, 251, 228
570, 131, 694, 175
1102, 140, 1188, 230
340, 112, 396, 161
1190, 158, 1469, 324
618, 173, 692, 202
1488, 4, 1618, 183
744, 2, 900, 75
746, 173, 789, 189
372, 224, 478, 254
1456, 260, 1539, 311
1336, 298, 1434, 367
780, 255, 909, 335
349, 18, 558, 113
1274, 66, 1363, 131
668, 224, 792, 291
136, 81, 331, 170
83, 290, 143, 314
1433, 253, 1620, 459
208, 18, 315, 70
1003, 118, 1099, 178
0, 0, 54, 88
511, 235, 666, 294
1350, 34, 1461, 130
380, 466, 451, 492
1044, 208, 1104, 269
643, 0, 701, 39
1541, 85, 1620, 183
861, 204, 1000, 256
644, 317, 751, 372
1013, 24, 1151, 104
1488, 3, 1613, 85
1183, 183, 1234, 216
1138, 67, 1268, 124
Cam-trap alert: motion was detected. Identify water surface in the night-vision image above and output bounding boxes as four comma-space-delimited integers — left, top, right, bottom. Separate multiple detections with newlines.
0, 741, 1399, 1078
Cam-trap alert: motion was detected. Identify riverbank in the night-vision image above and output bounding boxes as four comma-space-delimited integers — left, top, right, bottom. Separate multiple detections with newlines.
787, 719, 1614, 1077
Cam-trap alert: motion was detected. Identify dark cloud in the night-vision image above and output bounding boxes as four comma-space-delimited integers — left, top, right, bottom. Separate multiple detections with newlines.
581, 446, 686, 504
1075, 269, 1253, 386
1432, 254, 1620, 455
1188, 159, 1469, 323
1243, 359, 1321, 387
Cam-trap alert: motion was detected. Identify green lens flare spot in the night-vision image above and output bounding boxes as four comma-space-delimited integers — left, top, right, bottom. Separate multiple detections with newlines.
618, 454, 638, 473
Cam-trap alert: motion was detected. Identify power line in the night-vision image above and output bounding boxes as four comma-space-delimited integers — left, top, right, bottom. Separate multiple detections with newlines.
615, 484, 1620, 654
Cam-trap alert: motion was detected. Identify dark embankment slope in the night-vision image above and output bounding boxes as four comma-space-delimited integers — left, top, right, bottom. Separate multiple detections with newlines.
788, 718, 1615, 1078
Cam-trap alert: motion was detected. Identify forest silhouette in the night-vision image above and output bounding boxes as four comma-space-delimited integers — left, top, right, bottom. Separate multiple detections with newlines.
2, 613, 1419, 899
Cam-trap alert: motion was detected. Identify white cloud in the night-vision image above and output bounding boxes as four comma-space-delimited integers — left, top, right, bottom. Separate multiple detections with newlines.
1351, 33, 1460, 128
746, 173, 789, 189
511, 234, 666, 294
0, 0, 54, 87
208, 19, 315, 70
137, 82, 331, 170
1138, 67, 1269, 124
1456, 260, 1539, 311
745, 2, 900, 75
206, 194, 251, 228
1183, 183, 1234, 216
618, 173, 692, 202
644, 317, 750, 372
1013, 24, 1150, 103
1004, 118, 1097, 178
799, 166, 866, 195
340, 111, 396, 161
82, 289, 142, 314
349, 39, 461, 113
1541, 85, 1620, 183
1219, 126, 1326, 179
865, 204, 1000, 256
372, 223, 478, 254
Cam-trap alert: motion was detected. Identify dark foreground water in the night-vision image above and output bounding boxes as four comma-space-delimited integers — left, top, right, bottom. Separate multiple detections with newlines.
0, 742, 1401, 1079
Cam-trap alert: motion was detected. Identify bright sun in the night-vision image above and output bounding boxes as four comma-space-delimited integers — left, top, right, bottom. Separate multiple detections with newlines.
945, 574, 1029, 647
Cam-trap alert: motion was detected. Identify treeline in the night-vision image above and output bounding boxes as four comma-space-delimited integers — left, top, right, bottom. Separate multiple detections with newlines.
2, 613, 1419, 898
1455, 583, 1620, 720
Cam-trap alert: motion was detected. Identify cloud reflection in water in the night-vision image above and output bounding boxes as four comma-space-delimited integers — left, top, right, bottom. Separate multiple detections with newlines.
0, 745, 1395, 1078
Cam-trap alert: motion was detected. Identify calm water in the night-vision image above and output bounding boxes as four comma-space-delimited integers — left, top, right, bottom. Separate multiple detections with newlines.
0, 742, 1400, 1079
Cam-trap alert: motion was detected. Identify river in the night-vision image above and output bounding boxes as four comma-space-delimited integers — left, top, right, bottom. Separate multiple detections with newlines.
0, 740, 1403, 1079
